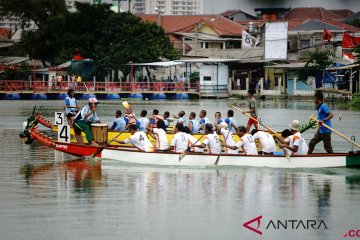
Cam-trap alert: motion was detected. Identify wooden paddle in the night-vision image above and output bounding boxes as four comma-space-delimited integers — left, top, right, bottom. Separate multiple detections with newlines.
179, 134, 205, 161
215, 128, 231, 165
232, 105, 290, 160
310, 116, 360, 149
92, 131, 124, 157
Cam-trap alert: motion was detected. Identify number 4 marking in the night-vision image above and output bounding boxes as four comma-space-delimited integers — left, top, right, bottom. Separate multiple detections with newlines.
58, 125, 70, 143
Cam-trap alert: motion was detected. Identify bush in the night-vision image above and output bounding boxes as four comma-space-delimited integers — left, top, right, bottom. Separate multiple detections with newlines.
349, 93, 360, 108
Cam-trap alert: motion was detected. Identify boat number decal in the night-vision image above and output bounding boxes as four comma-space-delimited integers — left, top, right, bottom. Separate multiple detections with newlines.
58, 125, 70, 143
55, 112, 65, 125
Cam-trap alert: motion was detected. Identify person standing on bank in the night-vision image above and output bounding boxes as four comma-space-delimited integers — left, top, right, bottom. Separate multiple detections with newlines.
73, 97, 101, 146
308, 91, 334, 154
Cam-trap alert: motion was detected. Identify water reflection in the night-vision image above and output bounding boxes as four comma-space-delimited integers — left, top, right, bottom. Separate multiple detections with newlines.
20, 159, 103, 192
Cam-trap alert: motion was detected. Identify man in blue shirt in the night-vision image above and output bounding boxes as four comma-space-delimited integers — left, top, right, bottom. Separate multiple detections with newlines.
308, 91, 333, 153
65, 89, 80, 125
109, 110, 126, 131
225, 109, 237, 133
137, 110, 149, 132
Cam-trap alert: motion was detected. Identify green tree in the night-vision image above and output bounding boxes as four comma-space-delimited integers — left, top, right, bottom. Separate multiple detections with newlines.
296, 49, 333, 81
345, 19, 360, 28
354, 45, 360, 63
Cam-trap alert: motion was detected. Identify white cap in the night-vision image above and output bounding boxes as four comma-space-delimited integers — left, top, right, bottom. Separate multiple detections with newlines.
89, 97, 99, 103
220, 122, 228, 129
289, 120, 300, 131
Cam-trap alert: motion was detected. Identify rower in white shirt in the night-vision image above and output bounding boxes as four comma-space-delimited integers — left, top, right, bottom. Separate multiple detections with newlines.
277, 121, 308, 156
112, 124, 155, 152
215, 121, 237, 154
192, 123, 221, 154
146, 118, 169, 151
251, 129, 277, 154
169, 123, 189, 153
225, 126, 258, 155
183, 126, 204, 153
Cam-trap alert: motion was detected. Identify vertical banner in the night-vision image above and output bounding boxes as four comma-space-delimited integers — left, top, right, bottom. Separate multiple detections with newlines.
265, 22, 288, 60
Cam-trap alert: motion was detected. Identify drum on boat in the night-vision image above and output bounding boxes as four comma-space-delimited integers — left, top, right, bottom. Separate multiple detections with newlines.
91, 123, 108, 145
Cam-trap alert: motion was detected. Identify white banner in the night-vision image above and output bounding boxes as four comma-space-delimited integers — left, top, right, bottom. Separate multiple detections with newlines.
242, 31, 259, 48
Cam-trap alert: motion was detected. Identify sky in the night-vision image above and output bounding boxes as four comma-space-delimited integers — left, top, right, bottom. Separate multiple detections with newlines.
204, 0, 360, 15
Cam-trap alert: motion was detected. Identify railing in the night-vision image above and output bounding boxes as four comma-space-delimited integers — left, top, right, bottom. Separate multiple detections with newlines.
0, 80, 200, 94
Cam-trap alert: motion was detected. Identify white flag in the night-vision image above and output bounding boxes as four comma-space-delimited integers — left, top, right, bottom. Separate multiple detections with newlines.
242, 30, 259, 48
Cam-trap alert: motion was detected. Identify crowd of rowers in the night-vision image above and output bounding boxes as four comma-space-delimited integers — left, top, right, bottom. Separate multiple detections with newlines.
65, 88, 334, 156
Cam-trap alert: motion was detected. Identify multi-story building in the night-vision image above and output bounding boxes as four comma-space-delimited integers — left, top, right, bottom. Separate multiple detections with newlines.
133, 0, 203, 15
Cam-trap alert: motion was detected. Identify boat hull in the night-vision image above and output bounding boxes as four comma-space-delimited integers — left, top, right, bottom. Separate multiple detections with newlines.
52, 141, 360, 169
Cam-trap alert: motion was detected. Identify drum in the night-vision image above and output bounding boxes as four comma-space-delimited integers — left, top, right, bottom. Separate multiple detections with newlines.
91, 123, 108, 145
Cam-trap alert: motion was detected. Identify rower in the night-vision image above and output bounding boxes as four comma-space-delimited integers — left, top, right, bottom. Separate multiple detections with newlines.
73, 97, 101, 146
199, 110, 209, 134
138, 110, 149, 132
163, 111, 170, 131
308, 91, 334, 154
172, 111, 186, 132
146, 119, 168, 151
183, 126, 204, 153
150, 109, 163, 128
169, 123, 188, 153
124, 108, 140, 129
251, 129, 276, 155
215, 122, 237, 154
225, 110, 237, 133
277, 120, 308, 155
109, 110, 126, 131
65, 88, 80, 125
192, 123, 221, 154
224, 126, 258, 155
188, 112, 200, 134
113, 124, 155, 152
214, 112, 225, 125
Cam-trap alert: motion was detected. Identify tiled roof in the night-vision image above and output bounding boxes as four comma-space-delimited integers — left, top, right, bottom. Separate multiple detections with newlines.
291, 19, 360, 32
285, 7, 342, 20
220, 9, 256, 19
329, 9, 354, 19
320, 19, 360, 32
139, 14, 246, 37
139, 14, 218, 33
0, 28, 11, 40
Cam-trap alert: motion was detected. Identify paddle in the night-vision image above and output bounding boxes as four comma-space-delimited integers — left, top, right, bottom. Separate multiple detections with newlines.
232, 105, 290, 160
215, 128, 231, 165
179, 134, 205, 161
310, 116, 360, 149
92, 131, 124, 157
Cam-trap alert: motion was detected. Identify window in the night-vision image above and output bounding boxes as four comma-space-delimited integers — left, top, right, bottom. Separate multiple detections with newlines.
300, 39, 310, 49
203, 76, 212, 81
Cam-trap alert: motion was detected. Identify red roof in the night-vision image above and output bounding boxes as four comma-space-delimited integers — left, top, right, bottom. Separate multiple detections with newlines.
319, 19, 360, 32
285, 7, 342, 20
139, 14, 246, 37
329, 9, 354, 19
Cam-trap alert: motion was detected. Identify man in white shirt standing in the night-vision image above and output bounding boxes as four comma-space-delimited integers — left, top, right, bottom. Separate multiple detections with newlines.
225, 126, 258, 155
169, 123, 189, 153
112, 124, 154, 152
146, 119, 168, 151
192, 123, 221, 154
251, 129, 276, 154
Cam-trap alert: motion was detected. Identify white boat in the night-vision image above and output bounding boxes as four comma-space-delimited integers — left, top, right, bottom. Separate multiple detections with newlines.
28, 127, 360, 169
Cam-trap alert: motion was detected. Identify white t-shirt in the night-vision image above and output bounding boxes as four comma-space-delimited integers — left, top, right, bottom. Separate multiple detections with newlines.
152, 128, 169, 150
252, 131, 277, 153
124, 131, 154, 152
235, 133, 258, 155
219, 128, 238, 154
186, 133, 204, 153
202, 133, 221, 154
285, 132, 308, 155
171, 132, 188, 153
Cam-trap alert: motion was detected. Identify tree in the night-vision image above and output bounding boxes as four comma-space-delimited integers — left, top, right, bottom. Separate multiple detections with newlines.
0, 0, 67, 28
296, 49, 333, 81
345, 19, 360, 29
354, 45, 360, 63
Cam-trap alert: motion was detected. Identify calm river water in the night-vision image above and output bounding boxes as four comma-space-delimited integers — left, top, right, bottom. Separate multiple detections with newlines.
0, 99, 360, 240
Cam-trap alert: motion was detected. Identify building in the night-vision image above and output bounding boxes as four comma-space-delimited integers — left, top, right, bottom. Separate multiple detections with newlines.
0, 16, 37, 31
133, 0, 203, 15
